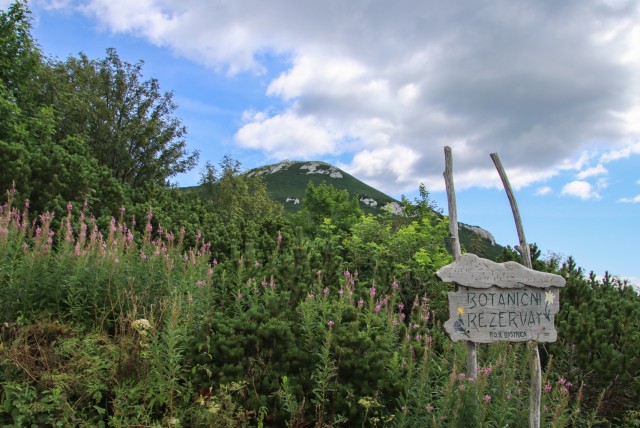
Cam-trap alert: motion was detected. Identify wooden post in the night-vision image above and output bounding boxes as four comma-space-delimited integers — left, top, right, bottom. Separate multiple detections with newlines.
444, 146, 477, 378
489, 153, 532, 269
444, 147, 462, 261
490, 153, 540, 428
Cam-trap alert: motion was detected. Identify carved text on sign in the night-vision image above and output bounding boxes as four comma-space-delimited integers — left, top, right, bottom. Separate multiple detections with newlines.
445, 286, 560, 343
436, 254, 565, 343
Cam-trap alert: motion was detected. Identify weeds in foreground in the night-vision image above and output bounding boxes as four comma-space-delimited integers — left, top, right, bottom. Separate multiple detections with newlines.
0, 194, 586, 426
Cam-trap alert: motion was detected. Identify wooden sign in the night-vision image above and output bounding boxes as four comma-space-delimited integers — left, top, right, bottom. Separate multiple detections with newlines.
436, 254, 565, 343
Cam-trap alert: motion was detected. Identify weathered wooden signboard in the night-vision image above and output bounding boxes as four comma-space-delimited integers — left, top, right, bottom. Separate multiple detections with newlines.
436, 253, 565, 343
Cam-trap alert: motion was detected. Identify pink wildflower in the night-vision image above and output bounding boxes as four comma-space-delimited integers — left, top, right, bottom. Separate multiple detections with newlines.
544, 384, 552, 392
483, 395, 492, 403
327, 320, 335, 327
369, 287, 376, 297
196, 280, 205, 287
358, 298, 364, 308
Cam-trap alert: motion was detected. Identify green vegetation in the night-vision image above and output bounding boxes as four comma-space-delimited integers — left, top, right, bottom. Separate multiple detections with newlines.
241, 161, 397, 215
1, 2, 639, 426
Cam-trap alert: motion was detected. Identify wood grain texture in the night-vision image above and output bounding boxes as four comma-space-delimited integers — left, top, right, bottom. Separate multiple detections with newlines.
436, 253, 565, 289
444, 286, 561, 343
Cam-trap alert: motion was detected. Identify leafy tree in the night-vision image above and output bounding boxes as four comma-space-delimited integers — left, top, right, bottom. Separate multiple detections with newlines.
43, 48, 198, 187
0, 100, 127, 218
0, 1, 41, 112
346, 191, 452, 317
293, 181, 362, 235
1, 3, 126, 218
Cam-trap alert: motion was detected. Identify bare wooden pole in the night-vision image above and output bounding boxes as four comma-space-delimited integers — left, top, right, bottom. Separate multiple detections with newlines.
444, 146, 477, 378
490, 152, 540, 428
489, 153, 532, 269
444, 147, 462, 261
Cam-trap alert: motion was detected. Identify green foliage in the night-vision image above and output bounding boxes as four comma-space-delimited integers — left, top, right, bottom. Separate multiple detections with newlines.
0, 1, 42, 112
549, 259, 640, 422
346, 191, 452, 318
0, 191, 624, 426
0, 103, 127, 219
244, 160, 397, 215
1, 4, 636, 425
293, 181, 363, 235
43, 48, 199, 187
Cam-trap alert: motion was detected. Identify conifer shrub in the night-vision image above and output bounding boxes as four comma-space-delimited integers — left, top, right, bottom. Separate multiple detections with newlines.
0, 191, 613, 426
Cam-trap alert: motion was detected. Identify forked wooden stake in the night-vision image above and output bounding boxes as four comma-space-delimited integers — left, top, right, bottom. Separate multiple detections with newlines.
443, 147, 477, 377
490, 152, 541, 428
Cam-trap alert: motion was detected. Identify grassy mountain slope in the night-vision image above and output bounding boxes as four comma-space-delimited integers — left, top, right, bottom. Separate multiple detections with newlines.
185, 160, 503, 260
246, 160, 399, 214
246, 160, 502, 259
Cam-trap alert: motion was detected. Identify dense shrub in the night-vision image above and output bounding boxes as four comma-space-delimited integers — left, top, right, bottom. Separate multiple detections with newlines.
0, 195, 594, 426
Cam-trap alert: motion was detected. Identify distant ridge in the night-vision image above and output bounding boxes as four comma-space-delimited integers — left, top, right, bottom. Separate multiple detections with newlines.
184, 159, 502, 259
247, 160, 502, 259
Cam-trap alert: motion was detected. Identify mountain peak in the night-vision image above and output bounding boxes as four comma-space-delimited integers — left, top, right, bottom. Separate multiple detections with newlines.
247, 160, 344, 179
245, 160, 398, 215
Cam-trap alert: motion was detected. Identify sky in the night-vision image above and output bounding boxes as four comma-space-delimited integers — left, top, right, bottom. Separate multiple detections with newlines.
4, 0, 639, 284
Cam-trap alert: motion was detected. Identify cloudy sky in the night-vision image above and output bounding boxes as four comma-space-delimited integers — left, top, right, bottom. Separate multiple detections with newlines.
6, 0, 639, 282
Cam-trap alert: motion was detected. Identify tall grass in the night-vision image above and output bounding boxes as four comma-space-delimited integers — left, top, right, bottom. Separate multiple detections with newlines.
0, 194, 583, 426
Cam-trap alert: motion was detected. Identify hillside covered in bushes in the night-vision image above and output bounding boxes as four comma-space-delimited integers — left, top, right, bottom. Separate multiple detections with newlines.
1, 3, 639, 426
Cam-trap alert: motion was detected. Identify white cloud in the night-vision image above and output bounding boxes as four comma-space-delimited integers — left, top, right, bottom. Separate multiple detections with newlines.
618, 194, 640, 203
577, 164, 607, 179
536, 186, 553, 196
561, 181, 601, 200
600, 141, 640, 163
234, 111, 340, 159
338, 145, 422, 190
50, 0, 640, 192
